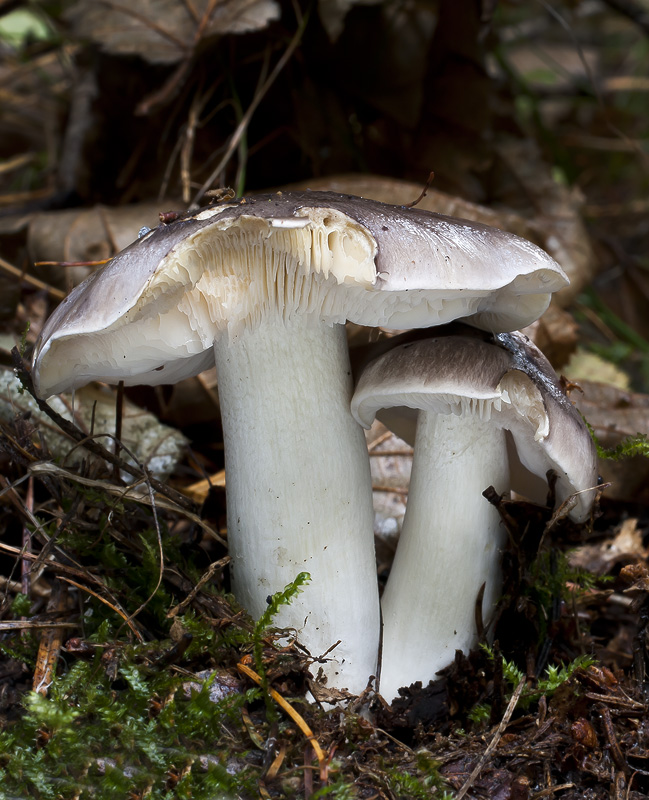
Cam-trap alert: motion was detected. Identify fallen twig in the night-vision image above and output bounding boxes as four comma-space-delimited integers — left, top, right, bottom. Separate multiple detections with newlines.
456, 676, 527, 800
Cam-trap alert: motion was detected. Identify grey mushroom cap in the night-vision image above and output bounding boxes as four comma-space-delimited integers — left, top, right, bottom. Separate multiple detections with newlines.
32, 191, 568, 398
351, 329, 599, 523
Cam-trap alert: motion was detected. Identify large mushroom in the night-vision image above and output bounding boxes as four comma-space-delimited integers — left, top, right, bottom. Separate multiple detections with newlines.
351, 327, 599, 702
32, 191, 568, 692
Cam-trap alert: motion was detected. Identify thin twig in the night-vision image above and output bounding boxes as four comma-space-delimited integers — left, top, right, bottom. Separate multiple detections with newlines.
538, 0, 649, 172
167, 556, 230, 617
121, 467, 165, 631
0, 474, 67, 561
12, 348, 196, 512
33, 579, 68, 695
0, 620, 76, 631
21, 476, 33, 598
28, 462, 226, 546
456, 676, 527, 800
403, 171, 435, 208
59, 576, 144, 642
113, 381, 124, 482
135, 0, 220, 116
530, 785, 575, 799
180, 92, 203, 203
600, 705, 629, 774
191, 7, 309, 207
0, 255, 65, 300
367, 431, 393, 451
0, 541, 102, 585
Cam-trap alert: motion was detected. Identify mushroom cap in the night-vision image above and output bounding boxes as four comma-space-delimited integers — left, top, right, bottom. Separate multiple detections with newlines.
32, 191, 568, 398
351, 328, 598, 522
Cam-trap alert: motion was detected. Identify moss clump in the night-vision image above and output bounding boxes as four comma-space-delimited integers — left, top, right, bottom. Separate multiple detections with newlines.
0, 626, 261, 799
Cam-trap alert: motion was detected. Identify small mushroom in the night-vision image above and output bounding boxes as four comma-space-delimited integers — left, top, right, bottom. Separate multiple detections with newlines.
351, 327, 599, 702
32, 192, 568, 693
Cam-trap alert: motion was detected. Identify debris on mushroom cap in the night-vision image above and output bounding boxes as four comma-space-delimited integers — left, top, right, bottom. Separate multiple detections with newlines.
351, 328, 599, 523
32, 191, 568, 398
496, 331, 600, 522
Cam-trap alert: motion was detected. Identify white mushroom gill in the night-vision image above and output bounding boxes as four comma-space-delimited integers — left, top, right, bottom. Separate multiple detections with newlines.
498, 371, 549, 440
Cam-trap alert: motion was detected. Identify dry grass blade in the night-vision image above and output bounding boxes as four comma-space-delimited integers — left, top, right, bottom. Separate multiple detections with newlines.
236, 659, 328, 780
58, 577, 145, 643
456, 676, 527, 800
0, 575, 48, 598
191, 4, 308, 206
0, 621, 76, 631
258, 780, 272, 799
0, 475, 68, 561
0, 541, 102, 585
119, 470, 166, 631
167, 556, 231, 617
32, 580, 69, 696
28, 462, 226, 546
600, 705, 629, 774
0, 255, 65, 300
181, 468, 226, 503
265, 741, 286, 780
241, 705, 266, 749
0, 153, 35, 174
22, 476, 34, 597
530, 785, 575, 799
12, 349, 196, 513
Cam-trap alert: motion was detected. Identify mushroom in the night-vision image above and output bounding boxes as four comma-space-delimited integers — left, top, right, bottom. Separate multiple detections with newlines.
32, 191, 568, 693
351, 327, 599, 702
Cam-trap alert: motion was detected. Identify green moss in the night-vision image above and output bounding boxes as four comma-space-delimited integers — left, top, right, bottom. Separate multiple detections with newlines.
0, 644, 260, 799
383, 750, 453, 800
468, 645, 596, 723
10, 592, 32, 617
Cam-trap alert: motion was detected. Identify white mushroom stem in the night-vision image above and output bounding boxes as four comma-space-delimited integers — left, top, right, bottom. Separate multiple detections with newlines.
378, 412, 509, 703
212, 318, 380, 693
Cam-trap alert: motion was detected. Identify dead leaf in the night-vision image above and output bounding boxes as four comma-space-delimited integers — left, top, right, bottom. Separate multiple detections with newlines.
572, 379, 649, 502
495, 139, 597, 306
0, 368, 187, 480
620, 563, 649, 593
29, 203, 167, 289
520, 304, 579, 368
65, 0, 280, 65
569, 519, 648, 575
565, 349, 631, 390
